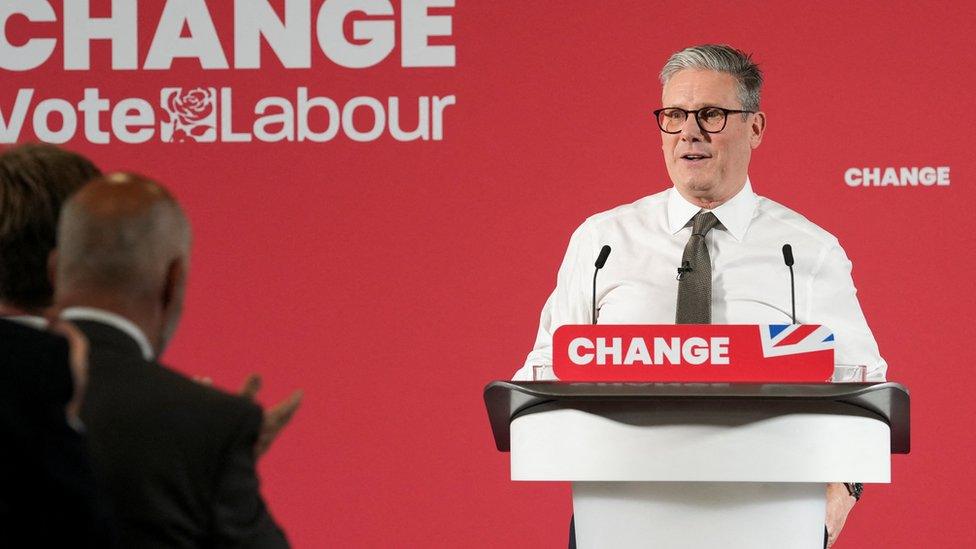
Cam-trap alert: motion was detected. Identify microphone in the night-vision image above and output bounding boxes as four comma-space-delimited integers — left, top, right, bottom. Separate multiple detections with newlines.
592, 245, 611, 324
782, 244, 796, 324
595, 245, 611, 269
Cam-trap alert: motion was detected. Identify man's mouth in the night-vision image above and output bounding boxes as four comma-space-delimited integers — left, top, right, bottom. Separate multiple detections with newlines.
680, 153, 712, 162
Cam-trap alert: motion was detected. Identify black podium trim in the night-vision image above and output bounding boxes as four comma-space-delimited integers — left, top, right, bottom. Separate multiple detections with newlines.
484, 381, 910, 454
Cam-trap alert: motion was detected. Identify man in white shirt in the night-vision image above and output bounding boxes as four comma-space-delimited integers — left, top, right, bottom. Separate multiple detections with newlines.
517, 44, 882, 548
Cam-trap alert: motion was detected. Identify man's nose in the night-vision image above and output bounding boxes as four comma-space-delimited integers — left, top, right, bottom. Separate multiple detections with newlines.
679, 113, 704, 141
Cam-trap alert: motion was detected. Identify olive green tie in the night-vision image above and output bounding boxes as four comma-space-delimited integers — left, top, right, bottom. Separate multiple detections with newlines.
676, 211, 721, 324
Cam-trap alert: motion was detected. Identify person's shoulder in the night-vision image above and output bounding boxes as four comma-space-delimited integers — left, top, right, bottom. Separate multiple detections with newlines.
96, 355, 261, 442
144, 366, 263, 455
0, 319, 72, 400
153, 365, 259, 422
80, 329, 258, 427
0, 318, 65, 348
0, 318, 68, 369
578, 188, 669, 234
753, 194, 840, 249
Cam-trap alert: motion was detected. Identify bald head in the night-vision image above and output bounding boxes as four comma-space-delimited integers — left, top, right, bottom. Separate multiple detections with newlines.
55, 173, 191, 355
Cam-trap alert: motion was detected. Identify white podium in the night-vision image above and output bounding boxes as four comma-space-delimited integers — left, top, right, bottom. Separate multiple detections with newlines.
485, 382, 910, 549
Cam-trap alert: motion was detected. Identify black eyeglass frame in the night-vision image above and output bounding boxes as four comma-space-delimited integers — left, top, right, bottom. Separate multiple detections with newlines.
652, 107, 756, 134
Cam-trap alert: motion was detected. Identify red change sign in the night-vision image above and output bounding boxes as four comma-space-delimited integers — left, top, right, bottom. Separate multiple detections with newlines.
552, 324, 835, 383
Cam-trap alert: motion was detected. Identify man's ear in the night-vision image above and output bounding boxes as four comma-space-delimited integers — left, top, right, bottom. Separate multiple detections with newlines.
750, 111, 766, 149
161, 257, 185, 309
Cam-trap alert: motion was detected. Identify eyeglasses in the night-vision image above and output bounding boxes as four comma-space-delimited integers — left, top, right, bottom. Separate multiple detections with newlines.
652, 107, 755, 134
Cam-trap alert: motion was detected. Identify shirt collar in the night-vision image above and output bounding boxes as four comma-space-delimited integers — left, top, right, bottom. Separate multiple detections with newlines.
666, 177, 757, 241
2, 315, 48, 330
60, 307, 155, 361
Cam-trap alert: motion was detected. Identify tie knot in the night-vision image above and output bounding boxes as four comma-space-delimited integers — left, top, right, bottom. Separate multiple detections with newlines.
692, 211, 720, 236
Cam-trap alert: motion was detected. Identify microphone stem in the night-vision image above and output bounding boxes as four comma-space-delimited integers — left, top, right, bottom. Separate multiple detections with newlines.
789, 265, 796, 324
592, 268, 599, 325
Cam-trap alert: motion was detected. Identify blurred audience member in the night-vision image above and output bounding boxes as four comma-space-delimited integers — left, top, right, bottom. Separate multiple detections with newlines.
0, 143, 100, 321
1, 144, 113, 546
54, 174, 290, 548
0, 317, 117, 547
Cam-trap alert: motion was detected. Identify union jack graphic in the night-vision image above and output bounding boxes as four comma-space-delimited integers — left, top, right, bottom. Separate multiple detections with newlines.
759, 324, 835, 358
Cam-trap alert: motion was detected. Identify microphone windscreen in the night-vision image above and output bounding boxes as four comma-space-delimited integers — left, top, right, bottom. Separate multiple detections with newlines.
595, 245, 612, 269
782, 244, 795, 267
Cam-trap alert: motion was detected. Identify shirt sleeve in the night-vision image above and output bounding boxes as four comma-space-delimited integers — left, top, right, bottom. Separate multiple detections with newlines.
806, 242, 888, 381
514, 221, 598, 380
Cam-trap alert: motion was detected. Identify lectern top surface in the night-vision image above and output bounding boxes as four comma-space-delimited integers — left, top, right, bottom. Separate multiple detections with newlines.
483, 381, 910, 454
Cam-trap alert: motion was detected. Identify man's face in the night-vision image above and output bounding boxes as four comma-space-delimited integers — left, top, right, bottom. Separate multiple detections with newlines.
660, 69, 765, 208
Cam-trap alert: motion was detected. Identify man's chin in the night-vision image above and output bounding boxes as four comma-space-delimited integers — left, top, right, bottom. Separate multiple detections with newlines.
676, 178, 716, 197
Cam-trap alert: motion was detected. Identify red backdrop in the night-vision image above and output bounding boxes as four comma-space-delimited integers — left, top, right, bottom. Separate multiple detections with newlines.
4, 1, 974, 546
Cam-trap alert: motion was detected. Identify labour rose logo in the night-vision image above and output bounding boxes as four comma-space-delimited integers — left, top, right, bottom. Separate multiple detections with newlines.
160, 87, 217, 143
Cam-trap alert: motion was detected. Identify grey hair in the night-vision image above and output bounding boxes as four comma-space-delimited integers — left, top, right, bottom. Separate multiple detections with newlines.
56, 173, 191, 297
659, 44, 763, 112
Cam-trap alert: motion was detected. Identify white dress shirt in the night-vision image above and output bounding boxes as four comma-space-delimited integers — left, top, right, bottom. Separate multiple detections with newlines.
515, 179, 887, 382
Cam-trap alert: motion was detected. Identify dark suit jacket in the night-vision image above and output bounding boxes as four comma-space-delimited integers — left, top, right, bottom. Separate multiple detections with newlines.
76, 319, 289, 548
0, 318, 114, 547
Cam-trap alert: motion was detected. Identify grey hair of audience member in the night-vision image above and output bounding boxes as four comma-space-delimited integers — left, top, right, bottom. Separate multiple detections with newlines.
56, 173, 191, 353
659, 44, 764, 113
